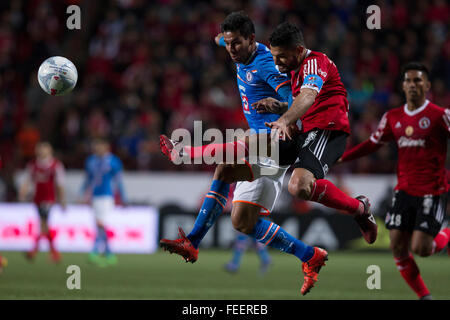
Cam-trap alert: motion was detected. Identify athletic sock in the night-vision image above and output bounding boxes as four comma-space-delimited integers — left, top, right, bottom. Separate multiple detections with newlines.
394, 254, 430, 298
255, 240, 271, 265
101, 228, 112, 255
47, 230, 57, 252
310, 179, 360, 214
92, 229, 103, 254
230, 233, 248, 267
432, 228, 450, 253
185, 141, 248, 162
249, 218, 314, 262
32, 234, 42, 252
187, 180, 230, 249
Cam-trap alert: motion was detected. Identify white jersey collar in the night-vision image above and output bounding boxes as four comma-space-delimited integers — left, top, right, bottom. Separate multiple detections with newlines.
403, 99, 429, 116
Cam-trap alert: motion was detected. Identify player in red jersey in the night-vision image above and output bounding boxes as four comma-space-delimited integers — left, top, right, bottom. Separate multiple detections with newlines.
258, 22, 378, 244
340, 62, 450, 300
19, 142, 66, 263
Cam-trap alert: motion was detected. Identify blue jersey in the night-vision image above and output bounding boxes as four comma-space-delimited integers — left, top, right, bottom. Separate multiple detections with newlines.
220, 40, 292, 132
82, 153, 126, 201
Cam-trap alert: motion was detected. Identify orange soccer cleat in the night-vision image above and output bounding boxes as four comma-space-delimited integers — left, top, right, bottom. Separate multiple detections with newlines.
160, 227, 199, 263
301, 247, 328, 296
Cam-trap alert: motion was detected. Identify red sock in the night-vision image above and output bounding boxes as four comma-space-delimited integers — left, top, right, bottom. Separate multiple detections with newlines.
47, 230, 57, 252
32, 234, 43, 252
433, 228, 450, 253
309, 179, 360, 214
185, 140, 248, 161
394, 254, 430, 298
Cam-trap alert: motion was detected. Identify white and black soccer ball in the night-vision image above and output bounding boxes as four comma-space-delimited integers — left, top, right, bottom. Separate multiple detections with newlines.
37, 56, 78, 96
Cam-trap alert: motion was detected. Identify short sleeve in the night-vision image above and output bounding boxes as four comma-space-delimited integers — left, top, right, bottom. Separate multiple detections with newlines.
300, 57, 328, 93
370, 112, 394, 144
258, 57, 291, 102
441, 108, 450, 136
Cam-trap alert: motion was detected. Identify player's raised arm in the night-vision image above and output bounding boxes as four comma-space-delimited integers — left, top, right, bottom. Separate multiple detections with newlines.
215, 33, 225, 46
340, 112, 394, 162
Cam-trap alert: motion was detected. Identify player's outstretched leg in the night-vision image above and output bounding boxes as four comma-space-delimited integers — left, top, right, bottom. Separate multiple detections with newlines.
289, 171, 378, 244
159, 134, 248, 164
246, 218, 328, 295
160, 178, 230, 263
160, 227, 199, 263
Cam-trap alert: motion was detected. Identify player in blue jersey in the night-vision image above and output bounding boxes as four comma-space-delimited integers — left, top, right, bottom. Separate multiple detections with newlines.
81, 139, 126, 266
160, 12, 326, 295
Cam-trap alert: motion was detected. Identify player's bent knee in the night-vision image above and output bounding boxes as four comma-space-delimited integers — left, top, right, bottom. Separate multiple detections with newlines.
231, 216, 254, 235
214, 164, 237, 184
411, 243, 433, 257
231, 204, 259, 235
288, 177, 313, 200
389, 238, 409, 257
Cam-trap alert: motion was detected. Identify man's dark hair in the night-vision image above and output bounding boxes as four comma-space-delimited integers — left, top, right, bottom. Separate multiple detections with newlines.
220, 11, 255, 39
269, 22, 304, 48
401, 62, 430, 80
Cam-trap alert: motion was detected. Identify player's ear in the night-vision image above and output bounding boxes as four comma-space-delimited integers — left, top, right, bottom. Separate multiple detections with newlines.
424, 78, 431, 92
249, 33, 256, 44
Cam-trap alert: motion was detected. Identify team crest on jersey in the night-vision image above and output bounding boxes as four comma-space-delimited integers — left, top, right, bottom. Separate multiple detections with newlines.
246, 70, 253, 82
405, 126, 414, 136
419, 117, 430, 129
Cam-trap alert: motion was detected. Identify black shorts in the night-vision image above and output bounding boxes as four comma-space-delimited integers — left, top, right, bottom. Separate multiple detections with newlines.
291, 129, 348, 179
385, 190, 447, 237
37, 203, 52, 221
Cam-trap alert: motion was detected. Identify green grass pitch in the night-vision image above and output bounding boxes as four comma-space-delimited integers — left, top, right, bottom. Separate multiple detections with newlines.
0, 249, 449, 300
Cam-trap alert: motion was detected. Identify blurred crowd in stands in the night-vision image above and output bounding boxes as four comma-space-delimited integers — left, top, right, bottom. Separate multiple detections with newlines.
0, 0, 449, 199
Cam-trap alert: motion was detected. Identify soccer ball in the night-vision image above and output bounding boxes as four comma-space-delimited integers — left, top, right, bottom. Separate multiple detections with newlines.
37, 56, 78, 96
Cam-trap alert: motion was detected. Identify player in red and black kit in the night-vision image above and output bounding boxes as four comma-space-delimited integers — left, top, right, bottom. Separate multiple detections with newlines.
340, 62, 450, 300
258, 22, 378, 241
19, 142, 66, 263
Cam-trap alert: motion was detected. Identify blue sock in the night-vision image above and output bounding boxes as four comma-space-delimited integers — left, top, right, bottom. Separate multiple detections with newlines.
249, 219, 314, 262
101, 228, 111, 255
187, 180, 230, 249
230, 233, 249, 266
254, 240, 271, 264
92, 230, 103, 254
